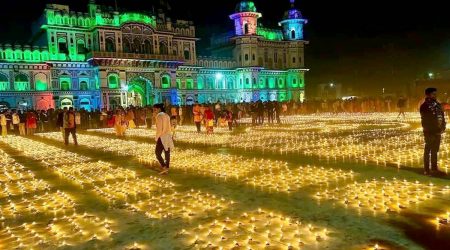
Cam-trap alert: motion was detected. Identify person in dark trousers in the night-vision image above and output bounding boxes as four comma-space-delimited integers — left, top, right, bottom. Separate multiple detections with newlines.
267, 101, 274, 124
154, 103, 174, 175
63, 107, 78, 146
420, 88, 446, 176
56, 108, 66, 140
397, 96, 406, 119
274, 101, 282, 124
193, 103, 202, 132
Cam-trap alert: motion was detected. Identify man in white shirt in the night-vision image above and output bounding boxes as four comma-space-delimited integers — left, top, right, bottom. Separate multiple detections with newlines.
153, 103, 174, 175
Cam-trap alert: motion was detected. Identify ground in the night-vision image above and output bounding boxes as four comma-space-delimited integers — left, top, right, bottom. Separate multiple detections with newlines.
0, 113, 449, 250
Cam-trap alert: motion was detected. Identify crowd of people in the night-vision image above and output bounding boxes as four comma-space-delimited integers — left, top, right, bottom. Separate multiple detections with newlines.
0, 96, 446, 138
1, 92, 449, 177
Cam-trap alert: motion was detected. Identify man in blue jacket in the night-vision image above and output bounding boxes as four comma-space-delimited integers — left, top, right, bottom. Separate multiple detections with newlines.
420, 88, 446, 176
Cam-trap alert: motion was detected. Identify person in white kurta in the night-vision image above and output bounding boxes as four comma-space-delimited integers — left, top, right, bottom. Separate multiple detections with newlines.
154, 104, 174, 175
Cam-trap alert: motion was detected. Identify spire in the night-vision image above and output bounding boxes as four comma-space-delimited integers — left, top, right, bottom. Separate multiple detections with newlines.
290, 0, 295, 8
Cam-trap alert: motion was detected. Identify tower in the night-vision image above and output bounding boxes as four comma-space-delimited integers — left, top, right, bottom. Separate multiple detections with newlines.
279, 0, 308, 40
229, 1, 262, 36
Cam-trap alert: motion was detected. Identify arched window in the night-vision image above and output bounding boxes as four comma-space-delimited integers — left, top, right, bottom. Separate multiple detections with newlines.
227, 78, 234, 89
252, 78, 257, 88
161, 75, 171, 88
197, 77, 204, 90
0, 74, 9, 91
207, 77, 214, 89
55, 15, 62, 25
80, 81, 88, 90
32, 50, 41, 61
35, 73, 47, 91
244, 23, 249, 34
292, 57, 296, 63
291, 29, 296, 39
259, 78, 265, 88
133, 38, 141, 53
268, 78, 275, 89
105, 38, 116, 52
123, 39, 132, 53
60, 80, 71, 91
184, 49, 190, 60
292, 78, 297, 86
186, 79, 194, 89
108, 74, 119, 89
143, 40, 152, 54
77, 40, 86, 55
14, 74, 29, 91
245, 78, 250, 88
245, 54, 249, 61
278, 78, 284, 88
14, 50, 22, 61
159, 42, 168, 55
58, 37, 68, 54
24, 50, 32, 61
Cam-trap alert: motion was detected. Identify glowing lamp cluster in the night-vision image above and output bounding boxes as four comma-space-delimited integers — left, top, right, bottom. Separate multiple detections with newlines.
179, 209, 332, 249
315, 178, 450, 214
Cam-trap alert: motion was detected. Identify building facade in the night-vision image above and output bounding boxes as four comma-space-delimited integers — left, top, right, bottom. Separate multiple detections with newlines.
0, 0, 308, 111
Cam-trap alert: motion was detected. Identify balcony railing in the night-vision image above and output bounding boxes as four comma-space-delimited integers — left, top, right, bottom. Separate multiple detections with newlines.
88, 51, 185, 62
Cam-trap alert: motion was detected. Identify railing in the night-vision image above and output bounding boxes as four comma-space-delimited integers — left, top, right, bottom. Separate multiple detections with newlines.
88, 51, 185, 62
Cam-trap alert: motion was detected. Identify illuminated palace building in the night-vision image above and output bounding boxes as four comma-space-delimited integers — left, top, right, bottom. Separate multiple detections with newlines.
0, 0, 307, 110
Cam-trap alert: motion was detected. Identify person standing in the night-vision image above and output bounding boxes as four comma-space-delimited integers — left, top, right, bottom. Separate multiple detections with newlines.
12, 111, 20, 135
26, 111, 37, 136
114, 110, 124, 137
193, 103, 202, 133
63, 107, 78, 145
420, 88, 446, 176
214, 101, 221, 126
126, 108, 136, 129
397, 96, 406, 119
154, 103, 173, 175
0, 111, 7, 137
56, 108, 66, 140
226, 110, 233, 131
18, 111, 26, 136
274, 101, 282, 124
204, 106, 215, 134
178, 105, 183, 126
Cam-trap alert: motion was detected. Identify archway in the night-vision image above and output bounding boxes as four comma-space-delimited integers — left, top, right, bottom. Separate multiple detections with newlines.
79, 98, 91, 111
127, 77, 153, 106
36, 99, 49, 110
60, 98, 73, 109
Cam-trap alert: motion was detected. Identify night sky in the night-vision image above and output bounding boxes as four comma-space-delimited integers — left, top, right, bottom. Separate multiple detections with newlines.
1, 0, 450, 96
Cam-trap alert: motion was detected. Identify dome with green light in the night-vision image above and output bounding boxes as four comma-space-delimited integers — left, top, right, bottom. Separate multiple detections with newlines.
235, 1, 257, 12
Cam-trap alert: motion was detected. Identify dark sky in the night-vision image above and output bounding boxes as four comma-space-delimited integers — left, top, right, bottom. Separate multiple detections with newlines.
1, 0, 450, 96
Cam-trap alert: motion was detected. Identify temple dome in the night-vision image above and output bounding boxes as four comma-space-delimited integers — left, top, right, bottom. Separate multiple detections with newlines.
284, 8, 303, 20
235, 1, 257, 13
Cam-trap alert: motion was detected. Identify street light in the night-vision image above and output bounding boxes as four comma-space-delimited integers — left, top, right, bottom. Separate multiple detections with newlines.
428, 72, 434, 79
329, 83, 334, 87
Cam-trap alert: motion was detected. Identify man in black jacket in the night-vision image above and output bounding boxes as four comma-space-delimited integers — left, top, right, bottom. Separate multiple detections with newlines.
420, 88, 446, 176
